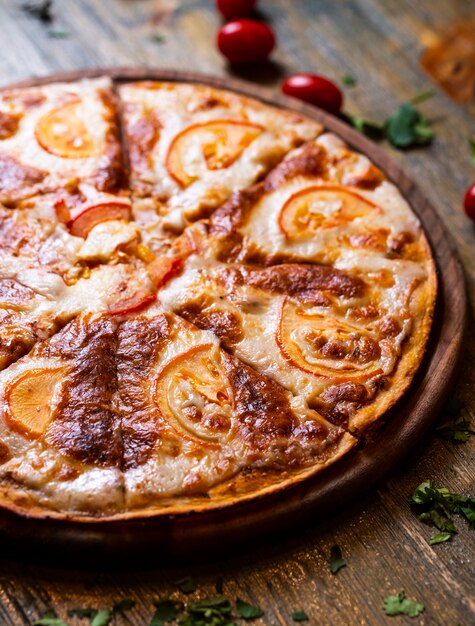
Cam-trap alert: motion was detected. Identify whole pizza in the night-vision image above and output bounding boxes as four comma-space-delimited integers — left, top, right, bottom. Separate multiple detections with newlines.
0, 77, 436, 520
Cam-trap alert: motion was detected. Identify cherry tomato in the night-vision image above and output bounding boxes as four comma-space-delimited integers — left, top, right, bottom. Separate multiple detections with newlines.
464, 182, 475, 221
217, 19, 275, 65
282, 73, 344, 116
216, 0, 257, 20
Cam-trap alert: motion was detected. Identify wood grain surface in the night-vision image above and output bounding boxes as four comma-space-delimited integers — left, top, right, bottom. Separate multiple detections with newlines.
0, 1, 474, 625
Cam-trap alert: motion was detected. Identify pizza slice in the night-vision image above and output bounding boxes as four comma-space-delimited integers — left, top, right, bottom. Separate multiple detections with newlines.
119, 81, 322, 248
0, 304, 354, 517
0, 78, 126, 203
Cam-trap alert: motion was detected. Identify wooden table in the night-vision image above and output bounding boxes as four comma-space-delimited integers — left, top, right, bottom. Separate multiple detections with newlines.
0, 1, 474, 624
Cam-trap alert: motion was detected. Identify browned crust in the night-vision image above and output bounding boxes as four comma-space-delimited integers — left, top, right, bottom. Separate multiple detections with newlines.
348, 232, 438, 434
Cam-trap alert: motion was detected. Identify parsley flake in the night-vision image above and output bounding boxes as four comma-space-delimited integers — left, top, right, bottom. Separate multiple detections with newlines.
411, 480, 475, 542
408, 90, 435, 105
33, 611, 68, 626
386, 103, 433, 149
470, 138, 475, 166
91, 609, 113, 626
383, 592, 424, 618
291, 611, 309, 622
429, 531, 453, 545
329, 544, 346, 574
436, 399, 474, 443
174, 576, 196, 594
438, 413, 474, 442
236, 598, 264, 620
342, 113, 385, 141
151, 599, 183, 626
181, 596, 234, 626
48, 29, 69, 38
150, 33, 166, 44
341, 75, 357, 87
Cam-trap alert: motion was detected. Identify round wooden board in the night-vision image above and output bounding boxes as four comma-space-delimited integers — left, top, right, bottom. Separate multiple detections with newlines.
0, 68, 467, 564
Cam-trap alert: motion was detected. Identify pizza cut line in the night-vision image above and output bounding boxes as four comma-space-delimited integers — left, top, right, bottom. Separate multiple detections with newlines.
0, 77, 436, 519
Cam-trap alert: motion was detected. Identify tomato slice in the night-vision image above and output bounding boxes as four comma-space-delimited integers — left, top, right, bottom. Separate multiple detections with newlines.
278, 185, 379, 240
155, 344, 232, 447
147, 256, 184, 289
109, 291, 157, 317
35, 99, 96, 159
166, 119, 263, 188
68, 202, 131, 238
5, 368, 66, 438
276, 299, 383, 381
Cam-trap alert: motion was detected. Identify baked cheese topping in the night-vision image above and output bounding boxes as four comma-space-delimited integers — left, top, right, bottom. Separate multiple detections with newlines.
120, 82, 322, 233
0, 79, 436, 518
0, 78, 125, 202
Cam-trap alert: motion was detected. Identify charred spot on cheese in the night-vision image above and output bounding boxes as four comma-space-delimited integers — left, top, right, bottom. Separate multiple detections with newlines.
265, 142, 328, 189
175, 302, 244, 348
221, 351, 299, 458
0, 153, 46, 197
124, 106, 162, 171
217, 264, 366, 304
92, 90, 127, 193
0, 441, 11, 464
44, 315, 123, 466
116, 314, 170, 469
320, 382, 372, 423
0, 111, 21, 139
343, 164, 384, 190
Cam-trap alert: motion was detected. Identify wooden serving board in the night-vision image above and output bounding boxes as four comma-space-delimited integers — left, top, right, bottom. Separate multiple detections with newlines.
0, 69, 467, 564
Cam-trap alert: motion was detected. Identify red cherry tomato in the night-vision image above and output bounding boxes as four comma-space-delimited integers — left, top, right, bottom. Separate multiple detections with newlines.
464, 182, 475, 221
216, 0, 257, 20
282, 73, 344, 116
217, 19, 275, 65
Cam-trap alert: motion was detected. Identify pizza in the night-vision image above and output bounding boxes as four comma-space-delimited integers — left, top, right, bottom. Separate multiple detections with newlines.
0, 76, 436, 520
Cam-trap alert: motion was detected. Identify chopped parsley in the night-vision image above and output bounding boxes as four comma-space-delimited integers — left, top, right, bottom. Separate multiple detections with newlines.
174, 576, 197, 594
150, 33, 166, 44
344, 91, 435, 149
291, 610, 309, 622
90, 610, 113, 626
236, 598, 264, 620
436, 405, 474, 443
411, 480, 475, 544
385, 103, 433, 148
329, 544, 346, 574
383, 592, 424, 618
470, 138, 475, 165
180, 596, 234, 626
150, 599, 183, 626
342, 113, 385, 140
48, 29, 69, 38
341, 75, 357, 87
33, 611, 68, 626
